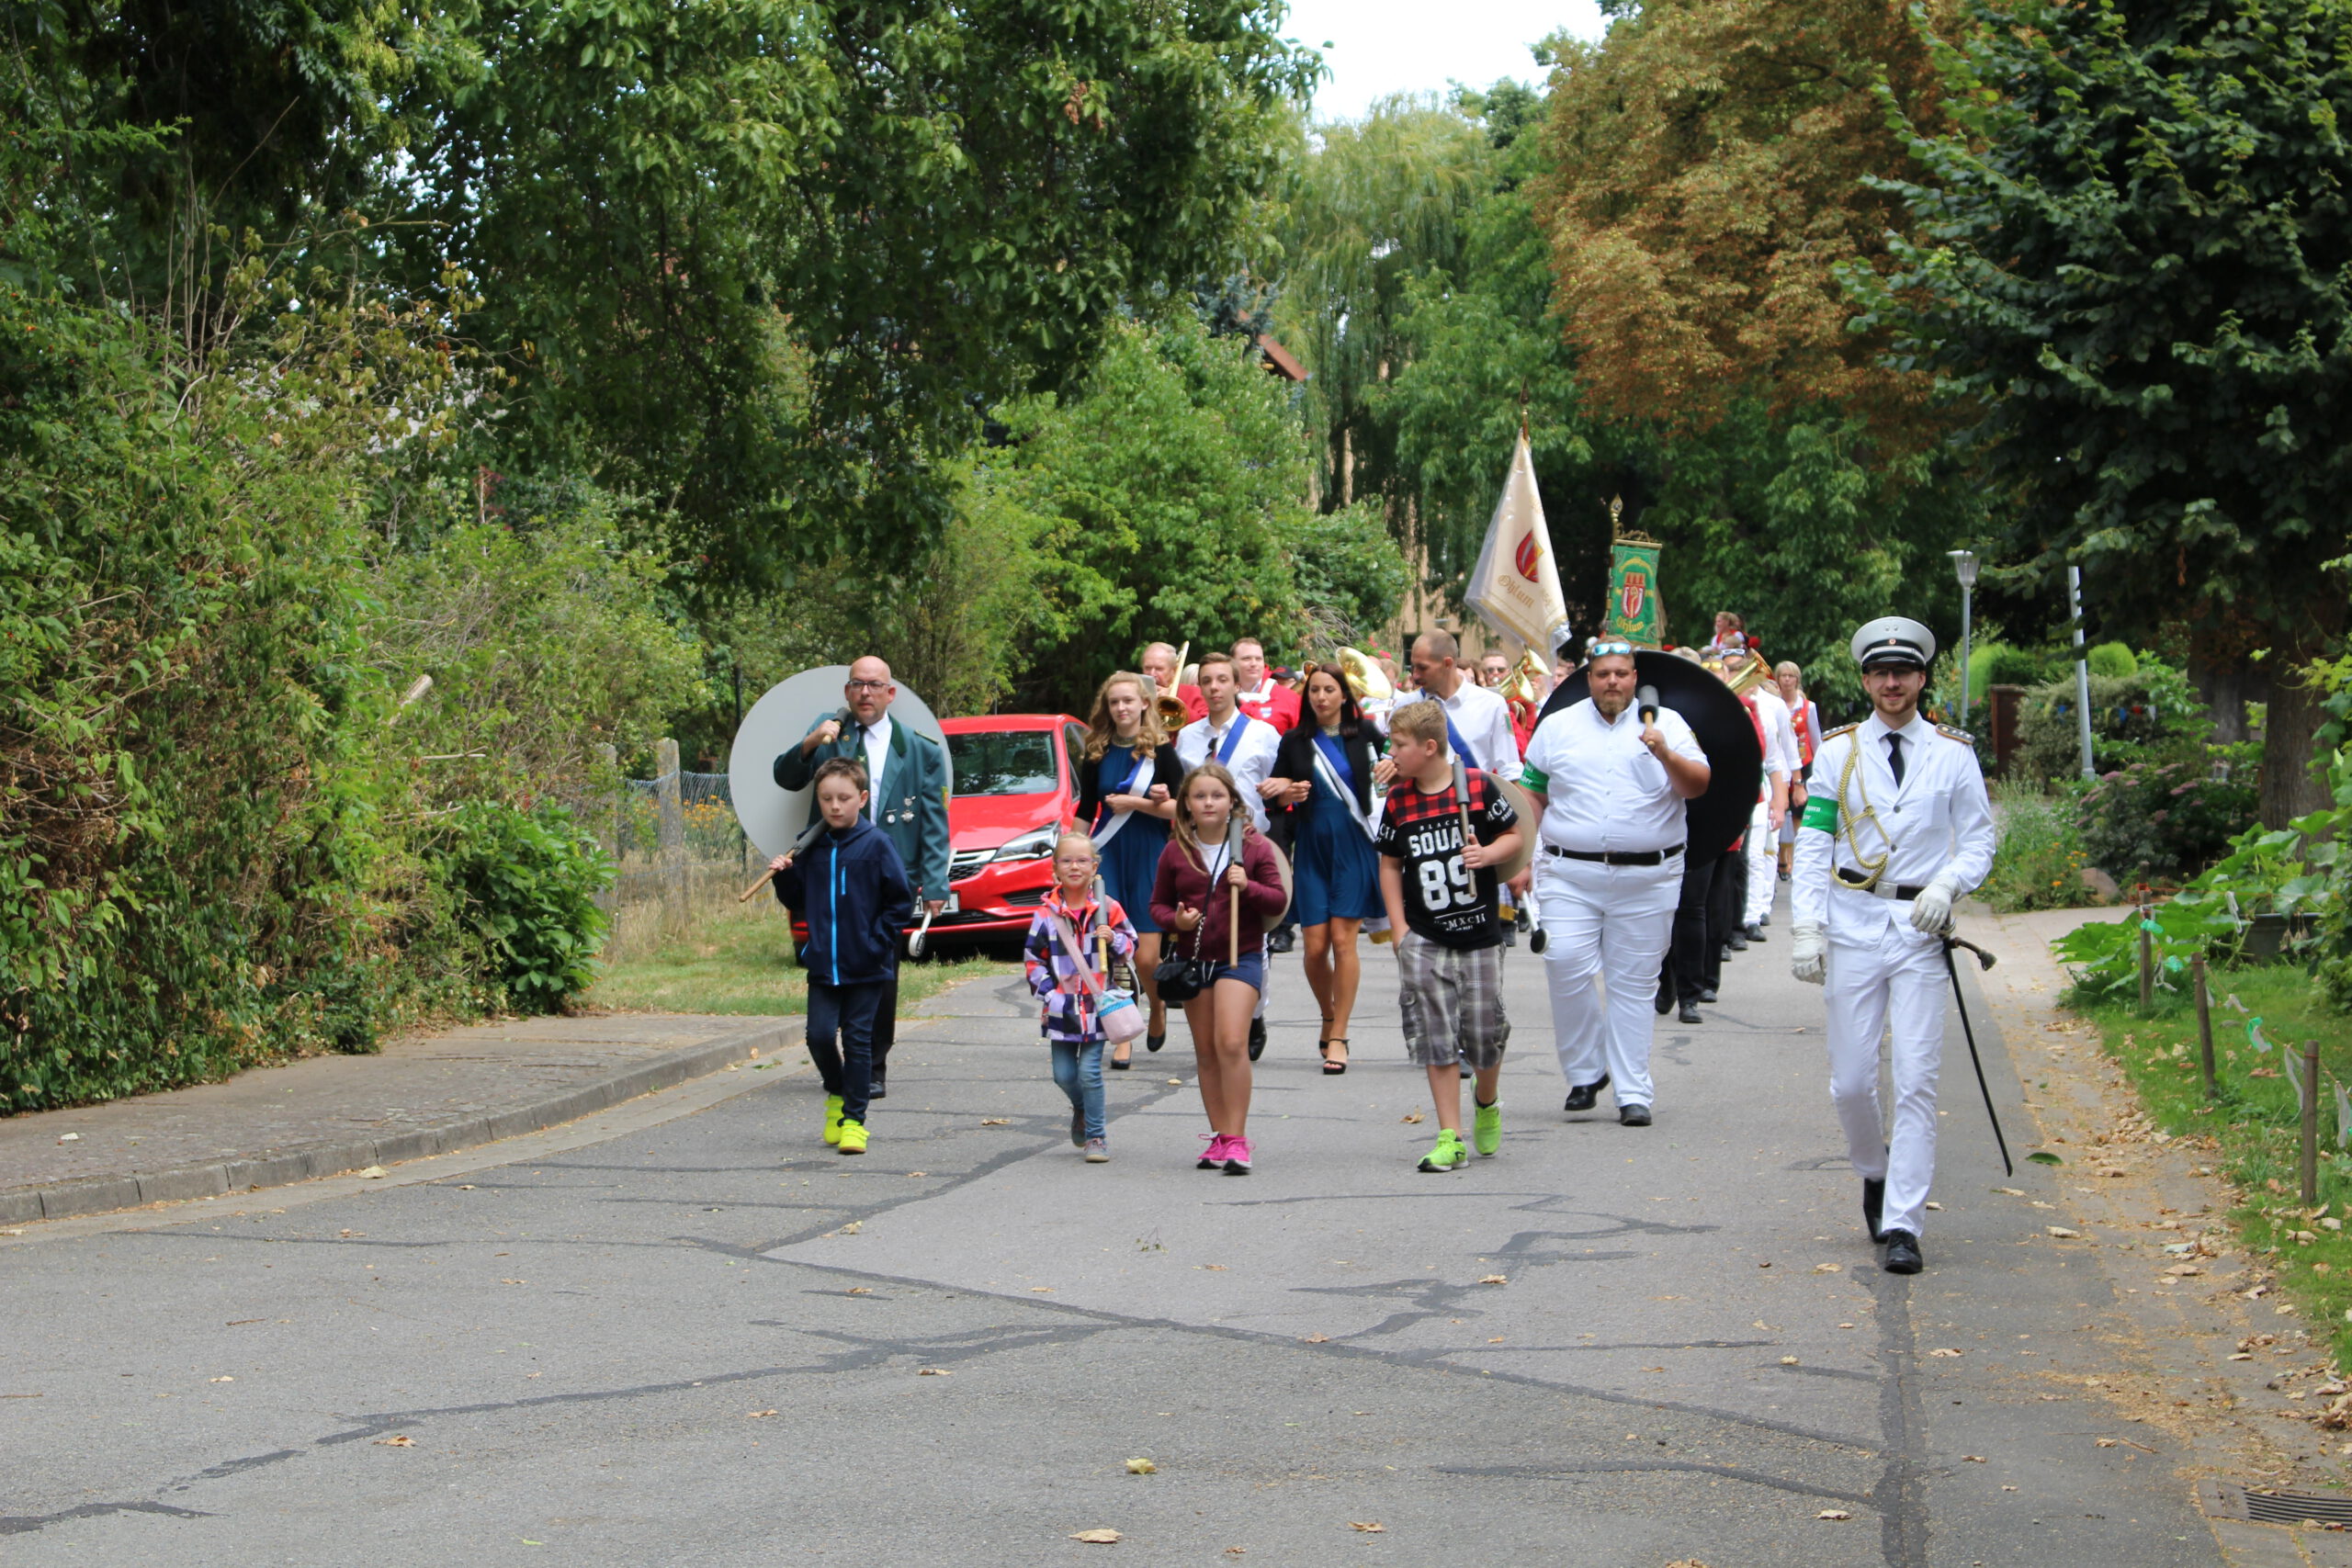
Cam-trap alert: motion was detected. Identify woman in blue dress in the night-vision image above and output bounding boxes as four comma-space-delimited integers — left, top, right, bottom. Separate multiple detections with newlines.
1269, 664, 1389, 1075
1077, 672, 1184, 1065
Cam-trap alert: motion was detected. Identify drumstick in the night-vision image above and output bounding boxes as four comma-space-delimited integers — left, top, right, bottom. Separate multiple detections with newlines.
1226, 816, 1245, 967
1093, 874, 1110, 978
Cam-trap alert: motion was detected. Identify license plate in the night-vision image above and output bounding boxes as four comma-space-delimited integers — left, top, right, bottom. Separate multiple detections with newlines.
942, 893, 960, 914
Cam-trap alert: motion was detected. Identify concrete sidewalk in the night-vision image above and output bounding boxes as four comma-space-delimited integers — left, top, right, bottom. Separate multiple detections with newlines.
0, 1012, 799, 1226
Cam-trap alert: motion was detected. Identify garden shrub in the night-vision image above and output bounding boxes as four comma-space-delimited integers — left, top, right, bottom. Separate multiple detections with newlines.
1979, 785, 2100, 911
2086, 641, 2139, 678
2012, 662, 2208, 785
2074, 753, 2259, 885
431, 802, 615, 1011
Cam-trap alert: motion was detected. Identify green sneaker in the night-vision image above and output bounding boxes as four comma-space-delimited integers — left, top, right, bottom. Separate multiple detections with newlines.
822, 1094, 845, 1146
1473, 1099, 1501, 1157
1417, 1129, 1467, 1172
837, 1119, 868, 1156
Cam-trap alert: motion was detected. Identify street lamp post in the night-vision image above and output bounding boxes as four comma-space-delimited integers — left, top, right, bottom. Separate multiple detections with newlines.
1948, 549, 1978, 724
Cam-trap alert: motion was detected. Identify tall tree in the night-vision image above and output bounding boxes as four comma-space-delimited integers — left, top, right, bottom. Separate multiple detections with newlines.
1855, 0, 2352, 822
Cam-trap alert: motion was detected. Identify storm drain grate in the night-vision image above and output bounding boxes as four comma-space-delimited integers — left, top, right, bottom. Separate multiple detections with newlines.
2200, 1479, 2352, 1527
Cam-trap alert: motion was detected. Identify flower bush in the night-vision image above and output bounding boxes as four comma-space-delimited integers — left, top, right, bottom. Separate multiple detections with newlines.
2075, 750, 2259, 885
1980, 785, 2101, 912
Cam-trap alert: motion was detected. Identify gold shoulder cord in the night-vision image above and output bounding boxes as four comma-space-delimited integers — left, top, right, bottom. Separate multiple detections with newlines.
1834, 739, 1892, 891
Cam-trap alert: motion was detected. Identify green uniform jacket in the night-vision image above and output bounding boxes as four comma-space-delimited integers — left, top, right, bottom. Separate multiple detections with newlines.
773, 716, 953, 901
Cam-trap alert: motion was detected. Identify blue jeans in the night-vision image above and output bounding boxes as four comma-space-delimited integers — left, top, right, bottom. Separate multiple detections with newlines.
807, 978, 885, 1125
1049, 1039, 1107, 1142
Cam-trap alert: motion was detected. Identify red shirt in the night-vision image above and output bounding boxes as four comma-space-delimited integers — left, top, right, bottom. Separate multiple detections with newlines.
1236, 680, 1300, 731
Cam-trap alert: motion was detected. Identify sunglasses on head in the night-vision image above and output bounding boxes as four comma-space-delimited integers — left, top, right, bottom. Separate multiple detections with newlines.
1589, 639, 1635, 658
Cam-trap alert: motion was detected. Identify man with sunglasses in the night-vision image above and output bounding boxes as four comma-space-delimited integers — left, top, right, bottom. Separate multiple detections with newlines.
1790, 617, 1995, 1276
775, 656, 952, 1099
1520, 639, 1710, 1127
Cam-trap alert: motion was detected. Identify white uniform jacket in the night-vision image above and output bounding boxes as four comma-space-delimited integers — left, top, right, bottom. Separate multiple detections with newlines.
1792, 714, 1994, 943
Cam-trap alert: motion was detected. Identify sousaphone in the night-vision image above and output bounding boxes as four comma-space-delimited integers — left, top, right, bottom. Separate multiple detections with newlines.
1539, 653, 1763, 860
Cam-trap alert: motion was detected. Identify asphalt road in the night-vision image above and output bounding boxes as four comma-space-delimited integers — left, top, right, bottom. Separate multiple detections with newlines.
2, 893, 2222, 1567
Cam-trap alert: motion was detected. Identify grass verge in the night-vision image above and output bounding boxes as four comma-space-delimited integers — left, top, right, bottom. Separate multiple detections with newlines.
583, 897, 1012, 1016
2076, 961, 2352, 1366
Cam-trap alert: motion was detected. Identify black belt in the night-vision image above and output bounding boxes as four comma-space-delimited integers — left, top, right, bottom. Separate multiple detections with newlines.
1545, 843, 1683, 867
1834, 869, 1928, 899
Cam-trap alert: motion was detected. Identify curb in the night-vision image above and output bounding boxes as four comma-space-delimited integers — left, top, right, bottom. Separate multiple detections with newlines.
0, 1017, 802, 1227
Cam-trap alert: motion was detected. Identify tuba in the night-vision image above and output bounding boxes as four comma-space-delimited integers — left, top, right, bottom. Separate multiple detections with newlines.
1335, 647, 1394, 705
1703, 649, 1774, 698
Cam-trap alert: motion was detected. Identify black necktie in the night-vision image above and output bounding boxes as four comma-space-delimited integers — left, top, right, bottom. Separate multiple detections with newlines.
1884, 731, 1906, 787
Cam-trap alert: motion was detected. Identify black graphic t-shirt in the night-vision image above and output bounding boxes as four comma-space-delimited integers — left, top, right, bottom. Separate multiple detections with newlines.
1374, 772, 1518, 950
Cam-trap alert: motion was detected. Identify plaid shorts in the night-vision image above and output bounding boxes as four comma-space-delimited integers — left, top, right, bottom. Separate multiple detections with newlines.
1396, 931, 1509, 1069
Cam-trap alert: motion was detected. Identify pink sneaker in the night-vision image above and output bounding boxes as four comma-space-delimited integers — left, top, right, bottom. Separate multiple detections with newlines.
1222, 1136, 1252, 1175
1197, 1133, 1229, 1169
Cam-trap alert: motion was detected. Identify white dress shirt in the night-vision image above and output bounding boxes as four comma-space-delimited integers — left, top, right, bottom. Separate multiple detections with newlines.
1175, 711, 1282, 830
1436, 679, 1521, 772
1520, 698, 1705, 854
856, 713, 895, 821
1748, 685, 1798, 784
1792, 711, 1996, 940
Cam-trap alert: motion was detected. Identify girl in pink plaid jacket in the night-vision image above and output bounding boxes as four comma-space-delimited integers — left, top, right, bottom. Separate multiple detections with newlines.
1023, 834, 1137, 1161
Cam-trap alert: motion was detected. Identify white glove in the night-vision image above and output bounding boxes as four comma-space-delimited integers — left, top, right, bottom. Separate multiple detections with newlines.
1791, 923, 1826, 986
1908, 876, 1960, 936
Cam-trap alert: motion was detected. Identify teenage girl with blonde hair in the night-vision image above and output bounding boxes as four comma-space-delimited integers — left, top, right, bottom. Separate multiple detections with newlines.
1079, 671, 1183, 1064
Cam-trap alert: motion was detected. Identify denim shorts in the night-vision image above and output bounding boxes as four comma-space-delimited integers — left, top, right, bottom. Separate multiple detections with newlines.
1207, 953, 1265, 993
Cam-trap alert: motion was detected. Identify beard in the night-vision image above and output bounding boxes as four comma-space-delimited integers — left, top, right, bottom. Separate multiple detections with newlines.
1593, 689, 1632, 718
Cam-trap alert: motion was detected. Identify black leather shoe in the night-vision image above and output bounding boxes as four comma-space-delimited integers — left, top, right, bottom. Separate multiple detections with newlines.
1881, 1229, 1923, 1275
1697, 987, 1718, 1004
1678, 1000, 1702, 1024
1146, 1032, 1165, 1054
1618, 1104, 1652, 1127
1726, 931, 1748, 952
1564, 1075, 1611, 1112
1862, 1178, 1886, 1243
1266, 927, 1296, 954
1248, 1017, 1266, 1061
868, 1074, 888, 1101
1655, 986, 1675, 1016
1745, 923, 1766, 943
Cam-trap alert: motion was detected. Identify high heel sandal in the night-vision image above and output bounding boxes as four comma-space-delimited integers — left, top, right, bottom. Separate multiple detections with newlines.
1322, 1037, 1349, 1075
1316, 1014, 1337, 1060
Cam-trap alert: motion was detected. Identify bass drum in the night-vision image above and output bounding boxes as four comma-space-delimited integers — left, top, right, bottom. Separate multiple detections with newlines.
726, 667, 952, 859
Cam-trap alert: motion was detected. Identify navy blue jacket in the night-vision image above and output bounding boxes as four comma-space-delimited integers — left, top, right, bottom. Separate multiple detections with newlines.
774, 818, 915, 987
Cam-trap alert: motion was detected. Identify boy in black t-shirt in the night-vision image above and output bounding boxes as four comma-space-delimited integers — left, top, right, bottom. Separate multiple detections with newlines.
1375, 700, 1523, 1171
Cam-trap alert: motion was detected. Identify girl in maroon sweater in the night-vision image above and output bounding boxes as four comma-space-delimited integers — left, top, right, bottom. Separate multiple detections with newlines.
1152, 761, 1289, 1173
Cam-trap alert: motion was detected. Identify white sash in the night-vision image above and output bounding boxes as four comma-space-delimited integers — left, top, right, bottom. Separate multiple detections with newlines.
1307, 736, 1378, 841
1089, 749, 1155, 849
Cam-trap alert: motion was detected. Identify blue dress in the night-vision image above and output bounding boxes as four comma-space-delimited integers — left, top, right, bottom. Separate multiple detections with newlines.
1093, 754, 1170, 935
1293, 736, 1385, 927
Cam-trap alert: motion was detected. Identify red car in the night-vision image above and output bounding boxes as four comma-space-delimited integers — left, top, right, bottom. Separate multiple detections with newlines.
924, 713, 1089, 948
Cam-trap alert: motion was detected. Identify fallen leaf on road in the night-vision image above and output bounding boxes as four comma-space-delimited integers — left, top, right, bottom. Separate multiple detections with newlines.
1994, 1187, 2025, 1196
209, 1376, 233, 1383
1926, 1201, 1943, 1211
376, 1436, 414, 1447
1071, 1529, 1121, 1543
457, 1184, 475, 1190
747, 1409, 776, 1418
1758, 1260, 1773, 1269
1302, 1334, 1330, 1343
1781, 1356, 1801, 1366
846, 1287, 873, 1295
1487, 1337, 1505, 1344
356, 1166, 388, 1179
1928, 1348, 1963, 1358
918, 1368, 951, 1376
2046, 1226, 2080, 1239
500, 1279, 526, 1285
1194, 1264, 1227, 1271
838, 1222, 861, 1235
2095, 1438, 2118, 1448
1348, 1522, 1386, 1533
1125, 1458, 1158, 1474
1817, 1509, 1852, 1521
1031, 1286, 1054, 1293
1962, 1455, 1985, 1463
1814, 1263, 1842, 1273
1167, 1078, 1182, 1086
1478, 1274, 1508, 1285
2003, 1485, 2018, 1492
2230, 1353, 2255, 1360
907, 1172, 925, 1179
2165, 1264, 2204, 1277
1401, 1112, 1424, 1124
981, 1119, 1011, 1126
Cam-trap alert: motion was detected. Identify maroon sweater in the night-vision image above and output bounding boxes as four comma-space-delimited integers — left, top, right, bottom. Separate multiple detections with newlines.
1151, 830, 1288, 963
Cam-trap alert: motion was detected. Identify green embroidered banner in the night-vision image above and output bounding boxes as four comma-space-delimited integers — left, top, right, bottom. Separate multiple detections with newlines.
1608, 540, 1663, 647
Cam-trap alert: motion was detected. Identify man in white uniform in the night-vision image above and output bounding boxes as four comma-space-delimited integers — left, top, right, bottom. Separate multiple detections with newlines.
1175, 651, 1284, 1057
1790, 616, 1995, 1276
1520, 642, 1711, 1125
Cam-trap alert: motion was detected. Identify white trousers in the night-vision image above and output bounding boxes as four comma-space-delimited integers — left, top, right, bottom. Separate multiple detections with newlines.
1534, 854, 1680, 1109
1744, 801, 1778, 925
1825, 919, 1948, 1237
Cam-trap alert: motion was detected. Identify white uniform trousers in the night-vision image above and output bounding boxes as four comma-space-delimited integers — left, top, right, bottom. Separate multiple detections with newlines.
1743, 800, 1778, 926
1534, 853, 1680, 1109
1825, 918, 1948, 1238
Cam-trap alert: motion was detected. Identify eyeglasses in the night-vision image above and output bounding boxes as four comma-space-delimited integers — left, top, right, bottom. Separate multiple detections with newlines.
845, 679, 890, 693
1589, 640, 1634, 658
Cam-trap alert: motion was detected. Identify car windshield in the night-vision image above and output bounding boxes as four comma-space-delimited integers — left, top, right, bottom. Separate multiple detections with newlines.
947, 729, 1058, 795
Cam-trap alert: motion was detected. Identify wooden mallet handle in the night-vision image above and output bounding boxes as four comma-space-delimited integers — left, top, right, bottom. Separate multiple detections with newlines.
738, 863, 783, 903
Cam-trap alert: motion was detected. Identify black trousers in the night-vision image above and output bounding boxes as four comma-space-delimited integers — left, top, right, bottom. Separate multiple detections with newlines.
1661, 852, 1727, 1002
1709, 849, 1746, 982
871, 971, 899, 1078
806, 978, 886, 1122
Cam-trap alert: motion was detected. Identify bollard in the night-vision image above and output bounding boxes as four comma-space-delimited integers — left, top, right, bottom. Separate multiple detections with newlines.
2137, 900, 2154, 1015
655, 737, 685, 916
2303, 1038, 2322, 1206
2193, 954, 2217, 1100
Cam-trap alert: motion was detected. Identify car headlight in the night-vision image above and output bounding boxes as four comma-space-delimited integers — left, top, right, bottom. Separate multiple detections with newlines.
989, 826, 1059, 863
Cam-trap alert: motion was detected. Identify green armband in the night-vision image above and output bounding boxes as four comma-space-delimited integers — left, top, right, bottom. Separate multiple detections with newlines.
1521, 763, 1549, 793
1800, 795, 1839, 833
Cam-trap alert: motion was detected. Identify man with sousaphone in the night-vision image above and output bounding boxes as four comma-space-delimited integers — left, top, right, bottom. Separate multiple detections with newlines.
769, 657, 952, 1100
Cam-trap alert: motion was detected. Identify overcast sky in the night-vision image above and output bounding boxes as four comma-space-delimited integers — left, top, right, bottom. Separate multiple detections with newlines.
1283, 0, 1609, 123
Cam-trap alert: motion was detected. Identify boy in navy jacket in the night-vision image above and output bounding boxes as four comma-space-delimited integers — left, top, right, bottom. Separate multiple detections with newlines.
772, 758, 915, 1154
